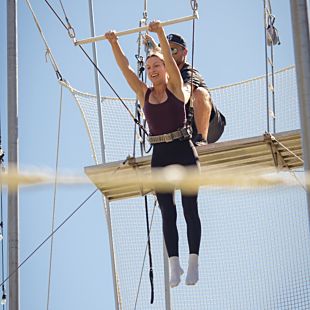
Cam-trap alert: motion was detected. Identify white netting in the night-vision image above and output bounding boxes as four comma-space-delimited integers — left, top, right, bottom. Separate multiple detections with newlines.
65, 65, 310, 309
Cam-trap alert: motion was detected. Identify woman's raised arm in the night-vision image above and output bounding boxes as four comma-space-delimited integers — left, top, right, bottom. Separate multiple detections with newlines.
148, 21, 185, 99
105, 31, 147, 106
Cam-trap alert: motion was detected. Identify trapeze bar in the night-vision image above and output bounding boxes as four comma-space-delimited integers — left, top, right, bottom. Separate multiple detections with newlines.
74, 13, 199, 46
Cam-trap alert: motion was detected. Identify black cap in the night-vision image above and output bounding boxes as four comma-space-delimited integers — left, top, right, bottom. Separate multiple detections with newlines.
167, 33, 187, 48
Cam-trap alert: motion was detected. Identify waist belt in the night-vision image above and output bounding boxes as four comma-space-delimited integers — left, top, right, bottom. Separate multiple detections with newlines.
148, 127, 192, 144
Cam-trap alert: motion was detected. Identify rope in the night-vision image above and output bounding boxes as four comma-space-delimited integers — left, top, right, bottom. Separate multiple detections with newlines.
0, 189, 98, 288
43, 0, 148, 136
57, 0, 75, 38
268, 133, 306, 190
144, 196, 154, 304
1, 165, 309, 189
132, 4, 154, 303
270, 134, 304, 164
134, 198, 157, 309
46, 84, 64, 310
133, 11, 152, 156
76, 39, 149, 135
87, 165, 310, 193
25, 0, 63, 80
288, 170, 307, 191
187, 0, 198, 127
133, 55, 144, 158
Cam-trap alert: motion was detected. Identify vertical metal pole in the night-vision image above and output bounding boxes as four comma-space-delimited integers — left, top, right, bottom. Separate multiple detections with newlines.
290, 0, 310, 229
7, 0, 19, 309
88, 1, 105, 164
163, 244, 171, 310
264, 0, 278, 134
263, 0, 271, 133
88, 1, 120, 310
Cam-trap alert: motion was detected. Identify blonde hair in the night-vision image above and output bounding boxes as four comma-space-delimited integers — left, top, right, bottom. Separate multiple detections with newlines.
146, 50, 164, 62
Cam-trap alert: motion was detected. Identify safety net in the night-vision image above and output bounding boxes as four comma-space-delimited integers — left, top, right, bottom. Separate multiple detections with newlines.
64, 65, 310, 310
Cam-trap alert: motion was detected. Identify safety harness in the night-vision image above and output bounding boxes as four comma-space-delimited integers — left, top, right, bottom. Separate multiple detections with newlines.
148, 126, 192, 144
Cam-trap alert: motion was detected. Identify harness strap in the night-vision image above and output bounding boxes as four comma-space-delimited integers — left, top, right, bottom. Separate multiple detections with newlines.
186, 105, 194, 127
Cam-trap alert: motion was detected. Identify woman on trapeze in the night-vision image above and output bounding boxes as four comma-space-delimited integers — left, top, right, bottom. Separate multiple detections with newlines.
105, 21, 201, 288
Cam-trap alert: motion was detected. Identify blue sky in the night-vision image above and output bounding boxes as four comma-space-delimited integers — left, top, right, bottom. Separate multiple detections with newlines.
0, 0, 298, 309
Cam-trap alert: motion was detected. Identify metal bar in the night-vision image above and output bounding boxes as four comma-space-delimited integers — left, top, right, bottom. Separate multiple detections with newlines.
88, 1, 120, 310
88, 0, 105, 165
290, 0, 310, 232
263, 0, 270, 133
7, 0, 20, 309
74, 13, 199, 46
163, 244, 171, 310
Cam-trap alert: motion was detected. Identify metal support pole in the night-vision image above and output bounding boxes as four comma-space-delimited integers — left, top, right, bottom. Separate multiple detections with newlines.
263, 0, 271, 133
7, 0, 19, 309
88, 1, 120, 309
290, 0, 310, 230
163, 243, 171, 310
88, 1, 105, 164
264, 0, 278, 133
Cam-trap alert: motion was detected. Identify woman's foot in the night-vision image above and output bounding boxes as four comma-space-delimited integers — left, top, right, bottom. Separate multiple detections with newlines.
169, 256, 184, 288
185, 254, 199, 285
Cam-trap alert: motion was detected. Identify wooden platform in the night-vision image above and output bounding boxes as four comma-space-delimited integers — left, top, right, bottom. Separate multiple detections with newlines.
85, 130, 303, 201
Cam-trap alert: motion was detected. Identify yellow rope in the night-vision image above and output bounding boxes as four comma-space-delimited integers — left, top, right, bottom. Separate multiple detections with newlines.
1, 165, 308, 192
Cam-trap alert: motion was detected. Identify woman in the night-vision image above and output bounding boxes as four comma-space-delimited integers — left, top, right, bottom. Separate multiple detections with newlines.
105, 21, 201, 288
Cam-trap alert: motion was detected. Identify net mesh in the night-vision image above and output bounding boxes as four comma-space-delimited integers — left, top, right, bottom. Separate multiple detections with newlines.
64, 65, 310, 309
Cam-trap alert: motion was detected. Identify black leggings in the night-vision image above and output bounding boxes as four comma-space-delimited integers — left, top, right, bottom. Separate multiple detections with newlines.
151, 139, 201, 257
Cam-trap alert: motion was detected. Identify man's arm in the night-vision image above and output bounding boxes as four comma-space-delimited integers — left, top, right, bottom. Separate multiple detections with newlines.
144, 33, 161, 52
181, 66, 202, 89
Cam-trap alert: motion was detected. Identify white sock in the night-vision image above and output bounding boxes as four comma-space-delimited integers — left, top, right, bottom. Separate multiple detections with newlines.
169, 256, 184, 288
185, 254, 199, 285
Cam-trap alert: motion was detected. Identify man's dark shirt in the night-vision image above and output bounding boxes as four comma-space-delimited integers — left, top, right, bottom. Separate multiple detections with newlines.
180, 62, 209, 90
180, 63, 215, 134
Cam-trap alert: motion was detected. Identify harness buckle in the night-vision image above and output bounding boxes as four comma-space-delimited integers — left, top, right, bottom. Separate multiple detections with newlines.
163, 133, 173, 143
179, 126, 193, 141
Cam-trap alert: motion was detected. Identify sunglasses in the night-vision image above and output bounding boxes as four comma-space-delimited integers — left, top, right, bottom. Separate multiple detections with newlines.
170, 47, 179, 55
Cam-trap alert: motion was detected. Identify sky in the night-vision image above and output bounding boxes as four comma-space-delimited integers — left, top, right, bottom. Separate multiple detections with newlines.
0, 0, 301, 309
